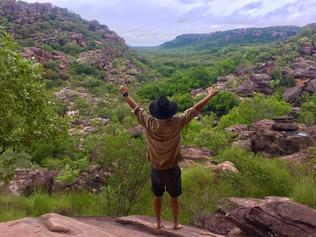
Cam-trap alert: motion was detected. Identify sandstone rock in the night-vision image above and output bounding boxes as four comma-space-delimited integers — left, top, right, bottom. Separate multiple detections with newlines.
0, 213, 223, 237
193, 196, 316, 237
283, 86, 303, 104
300, 46, 313, 56
229, 119, 316, 156
237, 73, 272, 96
281, 67, 295, 78
71, 165, 110, 193
55, 87, 75, 101
191, 88, 205, 97
128, 125, 144, 137
21, 47, 69, 78
117, 215, 223, 237
306, 79, 316, 93
250, 119, 316, 155
8, 169, 58, 196
69, 32, 86, 47
227, 197, 316, 237
181, 146, 214, 163
236, 79, 255, 97
216, 161, 238, 173
254, 61, 276, 74
79, 48, 121, 71
7, 166, 110, 195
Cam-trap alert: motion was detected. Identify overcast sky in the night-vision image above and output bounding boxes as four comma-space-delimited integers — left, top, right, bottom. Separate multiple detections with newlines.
23, 0, 316, 46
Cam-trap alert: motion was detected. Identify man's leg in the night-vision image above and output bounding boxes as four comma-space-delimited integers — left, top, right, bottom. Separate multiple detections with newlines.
153, 196, 162, 229
171, 197, 182, 229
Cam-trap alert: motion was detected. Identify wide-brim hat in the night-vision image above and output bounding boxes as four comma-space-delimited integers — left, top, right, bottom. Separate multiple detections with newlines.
149, 96, 178, 119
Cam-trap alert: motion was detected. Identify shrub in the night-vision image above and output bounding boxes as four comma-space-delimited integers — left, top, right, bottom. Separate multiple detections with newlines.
218, 94, 291, 129
202, 91, 239, 116
84, 133, 149, 216
299, 95, 316, 126
172, 93, 194, 112
216, 147, 292, 197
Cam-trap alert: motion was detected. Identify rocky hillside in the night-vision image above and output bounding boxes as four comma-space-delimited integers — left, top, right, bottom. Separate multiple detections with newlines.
0, 0, 143, 83
160, 26, 301, 50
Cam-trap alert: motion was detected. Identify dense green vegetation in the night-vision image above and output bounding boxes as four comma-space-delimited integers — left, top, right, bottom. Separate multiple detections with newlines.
0, 31, 65, 154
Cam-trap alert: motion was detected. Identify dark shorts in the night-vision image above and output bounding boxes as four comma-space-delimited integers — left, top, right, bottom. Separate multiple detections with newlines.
150, 164, 182, 198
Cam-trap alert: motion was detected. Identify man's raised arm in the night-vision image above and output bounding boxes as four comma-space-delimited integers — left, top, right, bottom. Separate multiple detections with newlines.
119, 85, 137, 110
193, 85, 218, 112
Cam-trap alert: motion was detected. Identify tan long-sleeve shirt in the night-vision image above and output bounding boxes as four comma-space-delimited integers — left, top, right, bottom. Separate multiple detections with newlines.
134, 107, 199, 170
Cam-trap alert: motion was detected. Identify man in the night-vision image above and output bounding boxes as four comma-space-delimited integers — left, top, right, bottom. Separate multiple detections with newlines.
119, 85, 218, 230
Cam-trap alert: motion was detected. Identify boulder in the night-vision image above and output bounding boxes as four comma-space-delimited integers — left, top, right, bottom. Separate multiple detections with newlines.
21, 47, 70, 78
237, 79, 255, 97
79, 48, 122, 71
300, 46, 313, 56
8, 169, 58, 196
229, 118, 316, 156
7, 166, 110, 195
193, 196, 316, 237
228, 198, 316, 237
181, 146, 214, 162
250, 119, 316, 155
128, 125, 144, 137
71, 165, 110, 193
306, 79, 316, 93
237, 74, 272, 96
283, 86, 303, 104
281, 67, 295, 78
216, 161, 238, 173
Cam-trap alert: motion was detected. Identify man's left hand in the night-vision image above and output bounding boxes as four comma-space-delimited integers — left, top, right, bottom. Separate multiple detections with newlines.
119, 85, 128, 95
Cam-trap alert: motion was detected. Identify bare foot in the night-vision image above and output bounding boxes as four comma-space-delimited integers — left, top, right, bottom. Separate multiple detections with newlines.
155, 222, 164, 230
173, 224, 183, 230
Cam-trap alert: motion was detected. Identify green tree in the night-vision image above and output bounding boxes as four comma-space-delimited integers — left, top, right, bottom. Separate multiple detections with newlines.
0, 31, 63, 154
203, 91, 239, 116
85, 133, 149, 216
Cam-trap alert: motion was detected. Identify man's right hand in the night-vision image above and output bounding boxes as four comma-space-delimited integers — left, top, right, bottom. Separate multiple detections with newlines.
208, 85, 219, 96
119, 85, 128, 95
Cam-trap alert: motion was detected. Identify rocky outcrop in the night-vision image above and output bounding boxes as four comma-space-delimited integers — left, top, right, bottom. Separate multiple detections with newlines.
237, 73, 272, 96
193, 196, 316, 237
78, 48, 121, 71
8, 169, 57, 196
0, 0, 126, 48
128, 125, 144, 137
180, 146, 238, 173
21, 47, 70, 78
0, 213, 223, 237
227, 117, 316, 156
7, 166, 110, 196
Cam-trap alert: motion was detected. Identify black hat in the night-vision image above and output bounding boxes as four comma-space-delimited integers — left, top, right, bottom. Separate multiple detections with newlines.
149, 96, 178, 119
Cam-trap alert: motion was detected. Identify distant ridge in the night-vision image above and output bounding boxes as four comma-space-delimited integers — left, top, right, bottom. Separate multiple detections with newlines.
160, 26, 301, 49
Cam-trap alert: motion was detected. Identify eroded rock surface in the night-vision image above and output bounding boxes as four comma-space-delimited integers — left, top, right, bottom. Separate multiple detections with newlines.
227, 117, 316, 156
0, 213, 223, 237
180, 146, 238, 173
8, 166, 110, 195
193, 196, 316, 237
